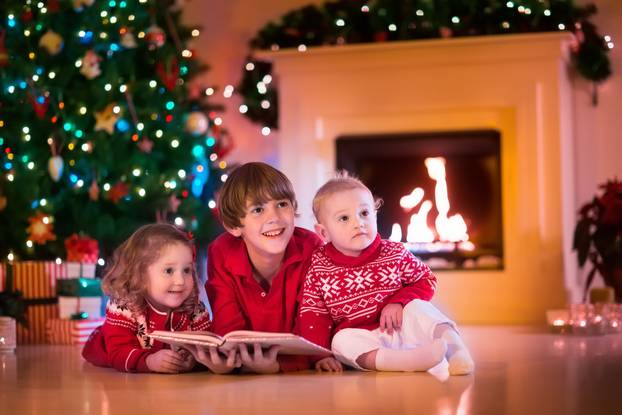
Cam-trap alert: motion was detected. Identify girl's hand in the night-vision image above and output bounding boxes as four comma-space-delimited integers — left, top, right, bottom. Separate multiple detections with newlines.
379, 303, 403, 335
238, 343, 281, 374
145, 349, 191, 374
188, 345, 241, 374
315, 357, 343, 372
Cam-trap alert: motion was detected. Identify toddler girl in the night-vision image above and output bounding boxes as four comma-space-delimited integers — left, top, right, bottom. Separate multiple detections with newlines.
82, 223, 216, 373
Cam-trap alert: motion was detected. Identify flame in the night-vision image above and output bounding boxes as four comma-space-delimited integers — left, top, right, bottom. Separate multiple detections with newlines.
392, 157, 469, 244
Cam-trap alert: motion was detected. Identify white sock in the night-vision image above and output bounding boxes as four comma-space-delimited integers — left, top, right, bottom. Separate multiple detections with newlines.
439, 327, 475, 375
375, 339, 447, 372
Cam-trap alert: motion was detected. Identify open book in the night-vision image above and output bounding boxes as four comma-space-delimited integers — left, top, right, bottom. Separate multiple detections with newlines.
148, 330, 332, 356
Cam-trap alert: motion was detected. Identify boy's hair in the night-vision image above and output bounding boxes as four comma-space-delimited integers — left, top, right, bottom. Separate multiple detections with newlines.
312, 170, 382, 222
102, 223, 200, 316
217, 162, 297, 229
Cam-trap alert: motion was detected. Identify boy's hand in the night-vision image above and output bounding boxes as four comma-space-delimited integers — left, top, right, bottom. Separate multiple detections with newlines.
315, 357, 343, 372
379, 303, 403, 335
146, 349, 192, 373
177, 348, 197, 372
188, 345, 241, 374
238, 343, 281, 374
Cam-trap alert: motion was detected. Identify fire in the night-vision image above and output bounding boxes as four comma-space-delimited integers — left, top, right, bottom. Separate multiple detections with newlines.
389, 157, 470, 245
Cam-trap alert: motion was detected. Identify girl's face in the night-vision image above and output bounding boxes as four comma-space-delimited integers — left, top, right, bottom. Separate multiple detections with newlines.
145, 242, 195, 312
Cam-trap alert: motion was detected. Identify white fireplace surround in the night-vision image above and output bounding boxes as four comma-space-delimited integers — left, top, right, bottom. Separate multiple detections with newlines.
260, 33, 577, 324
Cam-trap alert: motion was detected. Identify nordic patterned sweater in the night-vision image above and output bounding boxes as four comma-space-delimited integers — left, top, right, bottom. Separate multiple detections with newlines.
82, 299, 211, 372
298, 234, 437, 350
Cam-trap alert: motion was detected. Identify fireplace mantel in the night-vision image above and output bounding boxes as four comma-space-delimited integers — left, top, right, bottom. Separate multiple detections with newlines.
260, 32, 576, 324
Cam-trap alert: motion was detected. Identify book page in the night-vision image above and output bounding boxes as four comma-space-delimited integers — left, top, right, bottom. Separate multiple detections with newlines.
222, 331, 331, 356
148, 330, 224, 348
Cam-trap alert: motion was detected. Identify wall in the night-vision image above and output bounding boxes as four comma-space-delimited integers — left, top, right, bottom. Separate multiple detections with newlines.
184, 0, 622, 302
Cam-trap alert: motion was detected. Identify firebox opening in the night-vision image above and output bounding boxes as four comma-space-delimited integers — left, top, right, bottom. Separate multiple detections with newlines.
336, 130, 503, 271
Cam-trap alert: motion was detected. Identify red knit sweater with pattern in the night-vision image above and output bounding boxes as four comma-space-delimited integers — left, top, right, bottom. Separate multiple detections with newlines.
298, 234, 437, 349
82, 300, 211, 372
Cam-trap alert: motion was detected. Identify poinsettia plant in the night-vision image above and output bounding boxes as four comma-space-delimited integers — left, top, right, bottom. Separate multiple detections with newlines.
573, 179, 622, 302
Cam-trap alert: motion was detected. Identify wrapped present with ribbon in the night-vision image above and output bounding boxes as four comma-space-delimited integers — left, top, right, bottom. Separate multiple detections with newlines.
64, 234, 99, 278
57, 278, 102, 297
58, 296, 103, 320
66, 262, 96, 279
0, 261, 64, 344
46, 318, 104, 345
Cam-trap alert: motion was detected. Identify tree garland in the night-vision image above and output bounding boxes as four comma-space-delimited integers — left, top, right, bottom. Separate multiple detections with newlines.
237, 0, 612, 129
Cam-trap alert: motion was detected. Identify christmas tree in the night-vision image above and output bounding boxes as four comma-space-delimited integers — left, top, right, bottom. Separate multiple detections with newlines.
0, 0, 231, 261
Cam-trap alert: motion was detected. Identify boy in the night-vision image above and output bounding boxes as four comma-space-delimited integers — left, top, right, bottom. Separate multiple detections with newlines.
298, 172, 474, 375
203, 162, 322, 373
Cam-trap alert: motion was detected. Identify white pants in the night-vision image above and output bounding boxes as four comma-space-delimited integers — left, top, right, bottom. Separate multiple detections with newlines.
331, 299, 456, 370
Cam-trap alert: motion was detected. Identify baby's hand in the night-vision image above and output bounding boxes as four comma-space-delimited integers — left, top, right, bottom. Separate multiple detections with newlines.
315, 357, 343, 372
379, 303, 403, 335
145, 349, 191, 374
189, 345, 241, 374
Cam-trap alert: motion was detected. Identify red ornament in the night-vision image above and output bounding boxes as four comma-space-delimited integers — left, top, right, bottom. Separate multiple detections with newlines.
28, 93, 51, 119
439, 26, 453, 39
374, 32, 388, 42
107, 182, 129, 204
156, 58, 179, 91
22, 9, 34, 22
214, 130, 235, 159
137, 137, 154, 153
47, 0, 61, 13
145, 24, 166, 48
0, 30, 8, 68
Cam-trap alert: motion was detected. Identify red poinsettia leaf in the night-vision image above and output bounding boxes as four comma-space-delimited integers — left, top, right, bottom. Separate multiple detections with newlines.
573, 218, 592, 267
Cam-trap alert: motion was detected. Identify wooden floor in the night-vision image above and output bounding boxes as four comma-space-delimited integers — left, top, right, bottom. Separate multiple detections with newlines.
1, 326, 621, 415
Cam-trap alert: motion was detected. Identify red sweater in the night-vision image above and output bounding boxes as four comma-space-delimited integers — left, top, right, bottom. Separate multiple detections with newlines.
298, 235, 437, 349
206, 227, 321, 371
82, 300, 211, 373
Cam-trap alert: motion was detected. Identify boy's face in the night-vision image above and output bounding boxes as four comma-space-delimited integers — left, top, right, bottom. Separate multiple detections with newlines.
315, 188, 378, 257
227, 198, 295, 261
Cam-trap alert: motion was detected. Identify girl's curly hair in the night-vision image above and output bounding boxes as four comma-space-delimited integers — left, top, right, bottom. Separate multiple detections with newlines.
102, 223, 200, 316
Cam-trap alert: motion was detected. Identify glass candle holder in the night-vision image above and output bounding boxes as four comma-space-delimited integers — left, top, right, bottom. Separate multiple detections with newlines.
546, 309, 570, 334
590, 303, 607, 335
603, 303, 622, 334
569, 303, 594, 335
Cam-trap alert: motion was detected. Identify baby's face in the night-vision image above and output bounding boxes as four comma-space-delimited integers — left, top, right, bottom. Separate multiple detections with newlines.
315, 188, 378, 257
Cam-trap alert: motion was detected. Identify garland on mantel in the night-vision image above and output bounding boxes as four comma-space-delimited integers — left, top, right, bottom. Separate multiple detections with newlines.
237, 0, 612, 129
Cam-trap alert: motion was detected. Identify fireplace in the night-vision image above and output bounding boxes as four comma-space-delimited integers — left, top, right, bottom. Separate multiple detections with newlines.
336, 130, 502, 270
261, 33, 578, 323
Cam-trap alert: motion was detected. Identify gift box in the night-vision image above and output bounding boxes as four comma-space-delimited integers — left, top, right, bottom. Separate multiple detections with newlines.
66, 262, 96, 279
0, 261, 63, 344
58, 296, 103, 319
65, 233, 99, 264
56, 278, 102, 297
46, 318, 104, 345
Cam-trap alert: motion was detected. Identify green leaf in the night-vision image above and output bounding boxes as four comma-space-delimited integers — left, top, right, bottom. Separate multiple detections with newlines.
582, 266, 598, 303
573, 218, 592, 267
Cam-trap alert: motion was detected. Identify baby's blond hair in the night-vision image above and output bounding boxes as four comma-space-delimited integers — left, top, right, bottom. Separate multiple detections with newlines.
312, 170, 382, 222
